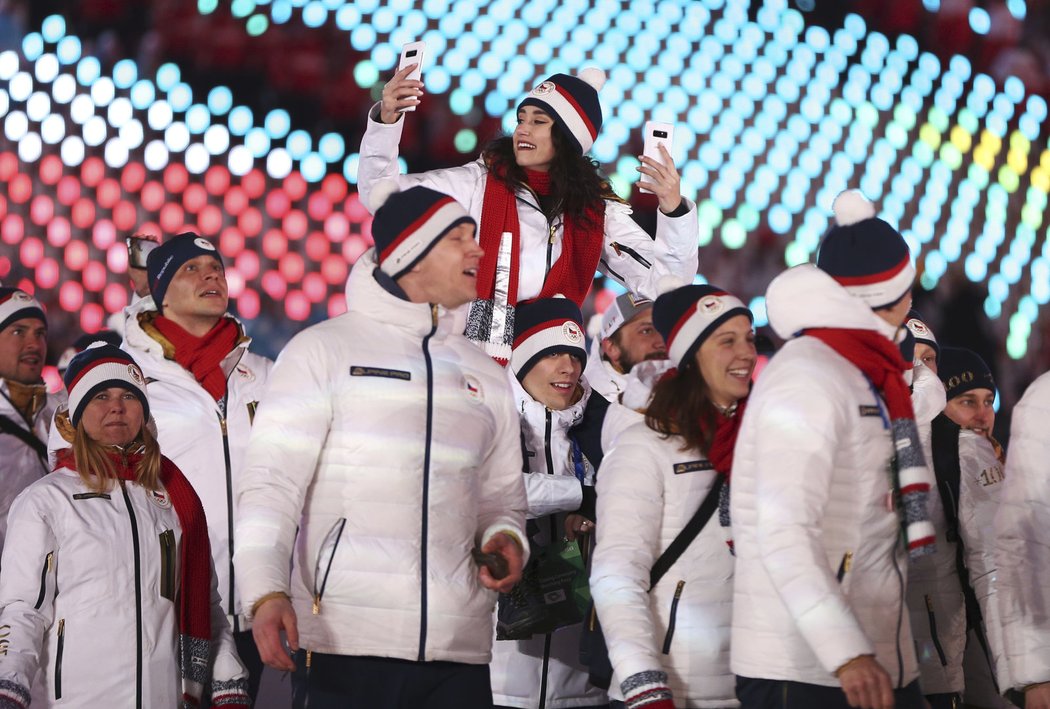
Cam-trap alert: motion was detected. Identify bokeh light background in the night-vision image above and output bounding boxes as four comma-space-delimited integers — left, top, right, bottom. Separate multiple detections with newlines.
0, 0, 1047, 403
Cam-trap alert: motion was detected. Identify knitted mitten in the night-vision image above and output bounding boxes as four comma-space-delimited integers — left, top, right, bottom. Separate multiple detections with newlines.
202, 678, 252, 708
622, 670, 675, 709
0, 680, 30, 709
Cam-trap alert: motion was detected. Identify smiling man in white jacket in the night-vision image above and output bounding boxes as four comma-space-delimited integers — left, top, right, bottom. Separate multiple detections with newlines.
731, 192, 934, 709
235, 183, 529, 709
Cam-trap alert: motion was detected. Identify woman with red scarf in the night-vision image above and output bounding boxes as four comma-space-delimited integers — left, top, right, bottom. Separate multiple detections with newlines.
0, 343, 249, 708
588, 284, 756, 709
358, 65, 699, 363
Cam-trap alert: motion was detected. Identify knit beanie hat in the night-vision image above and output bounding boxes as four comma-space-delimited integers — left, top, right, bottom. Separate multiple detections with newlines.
652, 284, 752, 369
63, 342, 149, 428
938, 346, 996, 400
369, 181, 475, 280
518, 68, 606, 155
511, 297, 587, 381
146, 232, 223, 315
599, 292, 654, 341
816, 190, 916, 310
904, 310, 939, 361
58, 330, 124, 373
0, 287, 46, 331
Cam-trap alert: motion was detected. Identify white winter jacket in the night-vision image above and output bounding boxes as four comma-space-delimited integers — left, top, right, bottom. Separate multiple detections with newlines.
0, 464, 246, 707
490, 374, 608, 709
120, 304, 272, 633
582, 340, 628, 404
0, 381, 62, 556
730, 264, 921, 688
997, 371, 1050, 692
591, 421, 736, 708
234, 253, 529, 664
357, 104, 699, 303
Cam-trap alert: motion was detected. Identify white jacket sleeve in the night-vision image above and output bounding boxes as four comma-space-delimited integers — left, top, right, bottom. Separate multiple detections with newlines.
523, 474, 583, 520
910, 362, 947, 426
207, 557, 249, 692
475, 385, 530, 555
357, 103, 484, 213
747, 376, 875, 673
957, 432, 1009, 691
0, 488, 59, 702
600, 199, 699, 299
590, 434, 667, 682
996, 373, 1050, 690
233, 331, 335, 614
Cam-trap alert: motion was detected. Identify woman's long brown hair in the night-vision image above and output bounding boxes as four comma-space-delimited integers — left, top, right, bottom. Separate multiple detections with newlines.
644, 361, 721, 454
72, 420, 163, 493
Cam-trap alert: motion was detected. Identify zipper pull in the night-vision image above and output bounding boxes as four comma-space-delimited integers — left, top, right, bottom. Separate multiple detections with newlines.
219, 417, 228, 436
673, 580, 685, 599
430, 304, 438, 327
925, 594, 934, 613
305, 649, 312, 669
548, 223, 556, 244
843, 551, 853, 573
46, 551, 54, 572
312, 596, 320, 615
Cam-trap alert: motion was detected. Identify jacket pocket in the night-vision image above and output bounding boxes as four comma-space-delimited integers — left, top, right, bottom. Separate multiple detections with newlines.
835, 551, 853, 583
159, 529, 177, 602
34, 551, 54, 610
312, 518, 347, 615
661, 581, 686, 655
54, 618, 65, 700
924, 594, 948, 666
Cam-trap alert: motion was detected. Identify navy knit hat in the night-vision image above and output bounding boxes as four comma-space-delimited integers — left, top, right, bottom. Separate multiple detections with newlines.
63, 342, 149, 428
939, 347, 996, 401
599, 292, 654, 341
653, 284, 752, 369
511, 297, 587, 381
904, 310, 939, 362
0, 287, 46, 331
816, 190, 915, 309
369, 181, 475, 280
518, 68, 606, 155
146, 232, 223, 314
57, 330, 123, 373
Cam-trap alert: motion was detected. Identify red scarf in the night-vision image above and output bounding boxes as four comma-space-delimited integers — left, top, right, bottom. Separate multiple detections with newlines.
706, 398, 747, 482
804, 328, 914, 419
154, 316, 239, 401
55, 447, 214, 704
476, 166, 605, 307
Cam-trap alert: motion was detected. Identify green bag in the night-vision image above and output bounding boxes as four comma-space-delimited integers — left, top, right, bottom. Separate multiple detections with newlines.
496, 538, 590, 640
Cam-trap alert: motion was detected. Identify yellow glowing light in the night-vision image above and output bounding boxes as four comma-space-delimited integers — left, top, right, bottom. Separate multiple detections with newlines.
1009, 130, 1030, 155
919, 124, 941, 150
950, 125, 972, 153
1007, 150, 1028, 175
973, 144, 996, 172
980, 130, 1002, 154
1041, 150, 1050, 173
1032, 167, 1050, 194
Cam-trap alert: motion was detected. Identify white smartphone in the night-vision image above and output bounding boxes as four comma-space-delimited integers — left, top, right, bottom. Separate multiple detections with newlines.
397, 41, 425, 112
641, 121, 675, 194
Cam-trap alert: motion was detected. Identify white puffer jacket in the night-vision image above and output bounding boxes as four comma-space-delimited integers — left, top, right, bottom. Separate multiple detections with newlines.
357, 104, 699, 303
591, 421, 737, 708
730, 264, 920, 688
997, 371, 1050, 692
582, 340, 627, 403
0, 464, 246, 707
234, 253, 528, 664
489, 374, 608, 709
121, 303, 272, 633
0, 381, 63, 555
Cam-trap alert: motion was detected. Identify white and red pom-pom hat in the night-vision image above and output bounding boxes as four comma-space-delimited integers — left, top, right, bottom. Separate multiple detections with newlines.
0, 287, 46, 331
518, 68, 606, 155
652, 285, 752, 369
511, 296, 587, 381
63, 342, 150, 428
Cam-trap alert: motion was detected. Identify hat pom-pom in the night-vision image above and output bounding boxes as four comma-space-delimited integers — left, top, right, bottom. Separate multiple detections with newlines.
369, 179, 401, 212
578, 67, 606, 92
656, 275, 688, 295
832, 189, 877, 226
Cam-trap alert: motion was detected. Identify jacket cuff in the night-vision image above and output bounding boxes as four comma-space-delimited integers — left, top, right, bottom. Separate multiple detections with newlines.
0, 679, 30, 709
481, 525, 530, 566
621, 670, 674, 709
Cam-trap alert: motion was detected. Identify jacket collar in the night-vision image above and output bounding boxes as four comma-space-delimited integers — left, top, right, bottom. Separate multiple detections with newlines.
509, 368, 592, 432
123, 304, 251, 383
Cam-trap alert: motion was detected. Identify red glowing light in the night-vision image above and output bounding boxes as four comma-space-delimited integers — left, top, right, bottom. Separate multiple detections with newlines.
0, 256, 9, 279
93, 220, 118, 250
83, 262, 108, 292
121, 163, 147, 193
141, 181, 166, 212
342, 235, 368, 263
64, 240, 90, 271
80, 303, 105, 333
303, 272, 327, 303
72, 198, 96, 229
593, 288, 616, 316
238, 206, 262, 236
10, 174, 32, 204
328, 294, 348, 317
183, 184, 208, 214
16, 279, 35, 294
307, 193, 332, 221
35, 258, 60, 289
199, 205, 223, 235
324, 213, 349, 242
42, 366, 62, 394
283, 210, 307, 240
81, 157, 106, 187
321, 174, 348, 203
278, 252, 305, 283
224, 186, 248, 217
47, 217, 72, 248
345, 193, 369, 223
242, 169, 266, 199
160, 203, 185, 234
220, 227, 245, 257
235, 250, 260, 280
104, 283, 128, 313
261, 270, 287, 299
113, 201, 138, 231
204, 166, 231, 196
283, 173, 307, 201
265, 190, 291, 219
97, 179, 121, 209
225, 268, 245, 298
39, 155, 64, 186
107, 241, 129, 272
30, 196, 54, 226
0, 194, 7, 220
164, 164, 189, 194
304, 232, 327, 262
57, 176, 80, 206
0, 153, 18, 181
321, 254, 348, 285
262, 229, 287, 259
20, 238, 44, 268
236, 289, 260, 320
59, 281, 84, 311
285, 290, 310, 321
1, 215, 23, 245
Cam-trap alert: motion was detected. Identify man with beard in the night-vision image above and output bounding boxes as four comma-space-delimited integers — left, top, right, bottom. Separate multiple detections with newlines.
583, 293, 667, 402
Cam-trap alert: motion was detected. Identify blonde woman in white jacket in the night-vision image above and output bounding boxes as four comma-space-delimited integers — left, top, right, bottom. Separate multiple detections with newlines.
591, 284, 755, 709
0, 343, 248, 708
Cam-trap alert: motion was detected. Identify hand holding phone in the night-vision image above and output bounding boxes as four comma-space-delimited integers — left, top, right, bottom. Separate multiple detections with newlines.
472, 548, 509, 580
640, 121, 675, 194
127, 235, 160, 270
396, 42, 426, 112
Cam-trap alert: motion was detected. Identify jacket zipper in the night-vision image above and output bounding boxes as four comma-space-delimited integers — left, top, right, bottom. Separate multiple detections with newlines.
661, 580, 686, 654
34, 551, 53, 610
891, 545, 905, 688
54, 618, 65, 700
159, 529, 177, 602
538, 631, 552, 709
543, 411, 554, 476
924, 594, 949, 666
417, 305, 438, 662
312, 518, 347, 615
545, 222, 556, 276
835, 551, 853, 583
218, 412, 238, 631
119, 480, 144, 708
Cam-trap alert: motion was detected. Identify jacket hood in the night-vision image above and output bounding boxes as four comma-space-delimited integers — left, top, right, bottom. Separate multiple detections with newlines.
766, 264, 901, 342
345, 248, 463, 341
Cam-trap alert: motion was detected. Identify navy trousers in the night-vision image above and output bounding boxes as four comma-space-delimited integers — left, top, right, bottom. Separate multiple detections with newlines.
736, 676, 927, 709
